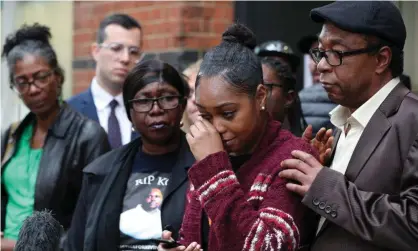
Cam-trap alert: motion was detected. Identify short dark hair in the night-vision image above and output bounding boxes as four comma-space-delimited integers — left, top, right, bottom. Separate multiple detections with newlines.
123, 59, 189, 121
97, 13, 142, 43
14, 210, 63, 251
365, 35, 404, 78
260, 57, 296, 92
196, 23, 262, 97
2, 23, 65, 89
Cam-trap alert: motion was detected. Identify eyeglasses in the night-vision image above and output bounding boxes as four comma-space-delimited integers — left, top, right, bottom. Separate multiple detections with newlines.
11, 70, 55, 94
128, 95, 184, 113
99, 42, 142, 61
309, 46, 381, 66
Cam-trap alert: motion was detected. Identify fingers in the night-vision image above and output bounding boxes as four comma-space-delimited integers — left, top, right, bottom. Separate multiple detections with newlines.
325, 128, 333, 138
325, 136, 334, 149
279, 169, 310, 185
193, 120, 207, 131
322, 148, 332, 164
185, 242, 201, 251
161, 230, 173, 240
281, 158, 310, 174
200, 119, 217, 133
325, 148, 331, 157
315, 127, 326, 143
189, 119, 215, 138
291, 150, 322, 168
319, 148, 332, 165
157, 244, 186, 251
285, 182, 307, 196
302, 125, 313, 142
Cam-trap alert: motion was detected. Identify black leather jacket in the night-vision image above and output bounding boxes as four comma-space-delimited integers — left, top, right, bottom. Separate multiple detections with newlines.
1, 103, 110, 232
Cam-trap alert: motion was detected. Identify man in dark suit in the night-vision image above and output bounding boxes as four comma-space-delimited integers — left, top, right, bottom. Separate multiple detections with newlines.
280, 2, 418, 251
68, 14, 142, 148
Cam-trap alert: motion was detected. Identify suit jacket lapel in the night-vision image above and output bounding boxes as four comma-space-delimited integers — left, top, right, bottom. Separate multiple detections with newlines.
82, 88, 100, 122
344, 111, 391, 181
345, 84, 409, 181
325, 129, 341, 167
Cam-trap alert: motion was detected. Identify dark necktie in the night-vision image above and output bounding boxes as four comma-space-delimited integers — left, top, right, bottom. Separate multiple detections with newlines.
108, 99, 122, 149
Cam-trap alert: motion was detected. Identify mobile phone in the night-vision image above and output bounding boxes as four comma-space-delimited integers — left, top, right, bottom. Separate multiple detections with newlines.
150, 238, 182, 248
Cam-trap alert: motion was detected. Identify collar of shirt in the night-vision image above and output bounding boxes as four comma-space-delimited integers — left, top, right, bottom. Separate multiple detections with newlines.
91, 77, 125, 111
329, 77, 400, 131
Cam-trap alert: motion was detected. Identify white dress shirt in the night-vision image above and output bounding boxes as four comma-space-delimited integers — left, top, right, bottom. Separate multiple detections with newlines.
91, 77, 132, 145
316, 77, 400, 234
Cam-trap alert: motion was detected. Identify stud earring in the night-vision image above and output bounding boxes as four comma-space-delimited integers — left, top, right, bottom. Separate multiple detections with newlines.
261, 106, 265, 110
131, 126, 136, 132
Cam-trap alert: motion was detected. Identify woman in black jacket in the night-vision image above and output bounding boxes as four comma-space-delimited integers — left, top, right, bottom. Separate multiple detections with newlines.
0, 24, 110, 250
65, 59, 195, 251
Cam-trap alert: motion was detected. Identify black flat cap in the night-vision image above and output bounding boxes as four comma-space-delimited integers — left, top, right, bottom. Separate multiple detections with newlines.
310, 1, 406, 50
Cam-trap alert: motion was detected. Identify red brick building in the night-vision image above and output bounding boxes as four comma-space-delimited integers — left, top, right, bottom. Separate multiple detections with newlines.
72, 1, 234, 95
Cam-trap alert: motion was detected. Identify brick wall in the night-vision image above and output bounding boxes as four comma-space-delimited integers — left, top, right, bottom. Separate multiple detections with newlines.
72, 1, 234, 95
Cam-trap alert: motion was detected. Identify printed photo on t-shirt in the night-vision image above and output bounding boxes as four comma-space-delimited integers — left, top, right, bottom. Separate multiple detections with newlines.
119, 172, 170, 251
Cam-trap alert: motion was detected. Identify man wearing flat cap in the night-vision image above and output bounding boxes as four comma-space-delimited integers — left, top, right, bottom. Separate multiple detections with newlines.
280, 1, 418, 251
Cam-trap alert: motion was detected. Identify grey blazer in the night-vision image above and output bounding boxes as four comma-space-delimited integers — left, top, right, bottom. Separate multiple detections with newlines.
303, 83, 418, 251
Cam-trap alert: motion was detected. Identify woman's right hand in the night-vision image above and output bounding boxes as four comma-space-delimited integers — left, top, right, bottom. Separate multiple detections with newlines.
157, 231, 202, 251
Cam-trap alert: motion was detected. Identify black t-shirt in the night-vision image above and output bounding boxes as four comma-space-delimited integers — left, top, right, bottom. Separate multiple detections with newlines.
119, 150, 178, 251
201, 154, 252, 251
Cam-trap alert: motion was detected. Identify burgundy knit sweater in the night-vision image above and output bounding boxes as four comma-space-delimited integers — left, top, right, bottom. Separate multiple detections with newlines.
179, 119, 319, 251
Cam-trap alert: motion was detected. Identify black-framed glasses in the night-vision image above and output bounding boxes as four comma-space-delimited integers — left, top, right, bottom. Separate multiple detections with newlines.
309, 45, 381, 66
99, 42, 142, 61
128, 95, 184, 113
11, 70, 55, 94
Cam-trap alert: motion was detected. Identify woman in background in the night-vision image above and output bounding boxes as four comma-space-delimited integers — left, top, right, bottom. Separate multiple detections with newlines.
1, 23, 109, 250
181, 59, 202, 133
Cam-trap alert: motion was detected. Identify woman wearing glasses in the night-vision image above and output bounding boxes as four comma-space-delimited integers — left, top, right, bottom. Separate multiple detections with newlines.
0, 24, 110, 250
261, 57, 307, 137
66, 59, 195, 251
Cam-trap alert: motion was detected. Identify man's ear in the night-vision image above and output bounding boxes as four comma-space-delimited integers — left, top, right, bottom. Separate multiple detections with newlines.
256, 84, 268, 109
375, 46, 392, 75
91, 43, 100, 62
